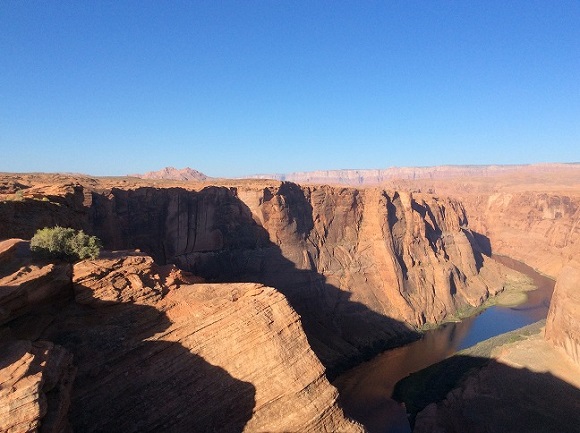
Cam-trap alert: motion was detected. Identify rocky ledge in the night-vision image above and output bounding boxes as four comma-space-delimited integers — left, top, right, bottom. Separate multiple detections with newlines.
0, 240, 361, 432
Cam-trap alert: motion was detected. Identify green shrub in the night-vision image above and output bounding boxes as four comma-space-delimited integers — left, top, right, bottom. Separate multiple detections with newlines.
30, 226, 102, 261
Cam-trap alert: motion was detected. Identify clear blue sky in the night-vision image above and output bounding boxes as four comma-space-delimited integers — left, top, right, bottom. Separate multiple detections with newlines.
1, 1, 579, 177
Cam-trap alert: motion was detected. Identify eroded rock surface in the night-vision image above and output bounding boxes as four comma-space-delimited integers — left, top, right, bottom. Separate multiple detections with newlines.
545, 260, 580, 366
68, 256, 361, 432
0, 339, 75, 433
0, 177, 526, 373
0, 239, 72, 326
251, 164, 580, 278
82, 183, 520, 371
458, 191, 580, 278
0, 245, 362, 432
413, 357, 580, 433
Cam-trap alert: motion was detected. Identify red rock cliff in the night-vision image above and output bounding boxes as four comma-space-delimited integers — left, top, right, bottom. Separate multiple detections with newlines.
0, 178, 520, 373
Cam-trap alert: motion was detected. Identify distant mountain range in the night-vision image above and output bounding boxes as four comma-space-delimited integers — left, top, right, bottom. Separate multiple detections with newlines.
132, 163, 579, 185
131, 167, 210, 181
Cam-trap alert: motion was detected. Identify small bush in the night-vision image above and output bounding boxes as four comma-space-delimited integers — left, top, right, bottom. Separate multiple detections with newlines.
30, 226, 102, 261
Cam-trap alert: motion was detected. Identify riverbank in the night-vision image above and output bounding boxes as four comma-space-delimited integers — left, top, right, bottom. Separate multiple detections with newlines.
392, 320, 545, 424
395, 319, 580, 432
418, 267, 537, 331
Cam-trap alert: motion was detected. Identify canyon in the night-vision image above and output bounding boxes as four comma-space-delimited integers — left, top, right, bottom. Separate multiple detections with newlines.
1, 163, 579, 432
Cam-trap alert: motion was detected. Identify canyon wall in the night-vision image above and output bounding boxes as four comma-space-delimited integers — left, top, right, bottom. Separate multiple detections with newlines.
545, 259, 580, 366
412, 261, 580, 433
250, 163, 580, 279
0, 179, 522, 373
85, 183, 519, 371
457, 192, 580, 278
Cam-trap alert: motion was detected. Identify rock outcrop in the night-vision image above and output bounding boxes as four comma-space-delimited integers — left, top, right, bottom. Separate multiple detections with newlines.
0, 239, 77, 432
251, 163, 580, 279
458, 192, 580, 278
405, 258, 580, 433
0, 340, 75, 433
0, 243, 362, 432
545, 260, 580, 366
0, 239, 72, 326
412, 351, 580, 433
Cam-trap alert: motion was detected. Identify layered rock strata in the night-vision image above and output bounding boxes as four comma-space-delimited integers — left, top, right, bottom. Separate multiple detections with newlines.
0, 179, 523, 372
0, 340, 75, 433
458, 192, 580, 278
0, 243, 362, 432
248, 163, 578, 185
251, 163, 580, 278
545, 260, 580, 366
86, 184, 520, 371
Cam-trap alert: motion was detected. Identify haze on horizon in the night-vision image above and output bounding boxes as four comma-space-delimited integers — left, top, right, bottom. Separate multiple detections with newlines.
1, 1, 579, 177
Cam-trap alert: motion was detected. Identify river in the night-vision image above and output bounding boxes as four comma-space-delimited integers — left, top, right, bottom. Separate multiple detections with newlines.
332, 256, 555, 433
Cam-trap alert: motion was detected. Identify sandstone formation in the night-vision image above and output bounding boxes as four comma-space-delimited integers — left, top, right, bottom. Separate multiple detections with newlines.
0, 239, 72, 326
456, 191, 580, 278
1, 166, 578, 432
545, 259, 580, 366
0, 175, 527, 374
399, 256, 580, 433
0, 340, 75, 433
251, 163, 580, 279
412, 328, 580, 433
0, 239, 76, 433
0, 241, 362, 432
394, 164, 580, 278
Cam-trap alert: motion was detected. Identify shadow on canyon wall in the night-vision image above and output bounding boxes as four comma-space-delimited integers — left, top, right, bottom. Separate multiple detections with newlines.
1, 185, 511, 432
464, 230, 492, 271
0, 193, 87, 240
0, 185, 497, 375
87, 185, 422, 377
40, 284, 257, 433
394, 354, 580, 433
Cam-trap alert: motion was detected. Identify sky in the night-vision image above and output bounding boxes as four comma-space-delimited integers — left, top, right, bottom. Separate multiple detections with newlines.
1, 1, 579, 177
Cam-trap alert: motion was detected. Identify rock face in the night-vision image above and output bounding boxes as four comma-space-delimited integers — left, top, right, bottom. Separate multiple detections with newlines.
251, 163, 580, 279
83, 183, 515, 372
0, 179, 521, 373
0, 244, 362, 432
413, 353, 580, 433
0, 240, 76, 433
0, 340, 75, 433
458, 192, 580, 278
545, 260, 580, 366
0, 239, 72, 326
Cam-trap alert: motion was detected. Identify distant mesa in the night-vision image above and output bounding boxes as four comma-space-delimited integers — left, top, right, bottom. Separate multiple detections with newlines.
247, 163, 580, 185
131, 166, 209, 181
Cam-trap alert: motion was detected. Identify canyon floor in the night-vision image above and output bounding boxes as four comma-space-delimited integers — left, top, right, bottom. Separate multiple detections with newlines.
1, 163, 579, 432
